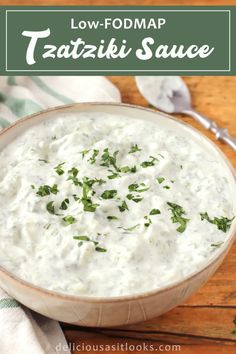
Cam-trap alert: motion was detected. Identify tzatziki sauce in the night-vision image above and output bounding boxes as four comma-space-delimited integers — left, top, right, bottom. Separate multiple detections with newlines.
0, 111, 235, 297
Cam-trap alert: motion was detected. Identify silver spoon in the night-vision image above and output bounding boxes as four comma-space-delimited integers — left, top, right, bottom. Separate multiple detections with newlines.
135, 76, 236, 152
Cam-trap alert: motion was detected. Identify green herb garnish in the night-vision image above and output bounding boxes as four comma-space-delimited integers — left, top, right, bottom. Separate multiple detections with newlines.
144, 215, 152, 228
60, 198, 70, 210
107, 216, 119, 221
100, 148, 119, 171
200, 212, 234, 233
50, 184, 59, 195
95, 246, 107, 252
63, 215, 76, 225
156, 177, 165, 184
73, 236, 90, 241
89, 149, 99, 164
129, 144, 142, 154
38, 159, 48, 163
128, 183, 149, 193
79, 149, 90, 159
140, 156, 158, 168
81, 177, 99, 212
118, 200, 129, 212
44, 223, 51, 230
211, 242, 224, 248
126, 194, 143, 203
150, 209, 161, 215
36, 184, 59, 197
101, 190, 117, 199
54, 162, 65, 176
67, 167, 80, 186
73, 194, 80, 201
107, 170, 120, 179
167, 202, 189, 233
120, 224, 140, 232
120, 166, 131, 173
46, 201, 56, 215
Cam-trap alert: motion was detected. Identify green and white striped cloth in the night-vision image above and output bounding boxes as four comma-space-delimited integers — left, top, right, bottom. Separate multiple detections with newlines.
0, 76, 121, 129
0, 76, 121, 354
0, 289, 70, 354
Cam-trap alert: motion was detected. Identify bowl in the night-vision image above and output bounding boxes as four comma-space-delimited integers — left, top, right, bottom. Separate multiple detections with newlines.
0, 102, 235, 327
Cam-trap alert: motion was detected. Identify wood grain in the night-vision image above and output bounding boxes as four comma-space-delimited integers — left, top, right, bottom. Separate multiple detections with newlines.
61, 77, 236, 353
1, 0, 236, 352
60, 76, 236, 354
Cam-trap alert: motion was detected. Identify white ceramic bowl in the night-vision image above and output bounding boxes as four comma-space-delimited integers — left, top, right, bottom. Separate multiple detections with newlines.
0, 103, 235, 327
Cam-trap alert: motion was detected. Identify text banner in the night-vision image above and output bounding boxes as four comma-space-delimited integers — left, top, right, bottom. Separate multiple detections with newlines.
0, 6, 235, 75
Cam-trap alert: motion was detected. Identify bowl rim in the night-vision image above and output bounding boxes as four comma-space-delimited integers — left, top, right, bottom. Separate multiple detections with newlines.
0, 101, 236, 303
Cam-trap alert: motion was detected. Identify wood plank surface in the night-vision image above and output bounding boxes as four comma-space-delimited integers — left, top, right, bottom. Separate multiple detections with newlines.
1, 0, 236, 352
60, 76, 236, 354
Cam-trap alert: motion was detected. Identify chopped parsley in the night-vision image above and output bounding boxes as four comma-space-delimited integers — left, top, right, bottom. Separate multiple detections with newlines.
144, 215, 152, 228
73, 235, 90, 241
73, 194, 80, 201
89, 149, 99, 164
73, 236, 100, 248
118, 200, 129, 212
211, 242, 224, 248
120, 165, 137, 174
167, 202, 189, 233
38, 159, 48, 163
46, 201, 56, 215
100, 148, 119, 171
120, 224, 140, 232
101, 190, 117, 199
126, 194, 143, 203
54, 162, 65, 176
129, 144, 142, 154
81, 177, 99, 212
50, 184, 59, 195
36, 184, 59, 197
163, 185, 170, 189
140, 156, 158, 168
67, 167, 80, 186
107, 215, 119, 221
156, 177, 165, 184
95, 246, 107, 252
128, 183, 149, 193
63, 215, 76, 225
150, 209, 161, 215
200, 212, 234, 233
120, 166, 131, 173
43, 223, 51, 230
60, 198, 70, 210
107, 170, 120, 179
79, 149, 90, 159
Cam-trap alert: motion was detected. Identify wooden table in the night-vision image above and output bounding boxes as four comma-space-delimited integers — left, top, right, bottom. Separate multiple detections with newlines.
60, 76, 236, 354
1, 0, 236, 352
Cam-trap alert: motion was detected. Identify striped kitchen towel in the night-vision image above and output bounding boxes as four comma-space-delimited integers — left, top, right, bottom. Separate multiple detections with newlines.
0, 76, 121, 128
0, 288, 70, 354
0, 76, 121, 354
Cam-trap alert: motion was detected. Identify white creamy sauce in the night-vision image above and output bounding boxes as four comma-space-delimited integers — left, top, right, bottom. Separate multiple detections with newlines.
0, 111, 235, 297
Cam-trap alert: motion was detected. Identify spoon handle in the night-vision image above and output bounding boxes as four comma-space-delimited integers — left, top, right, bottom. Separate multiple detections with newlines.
183, 109, 236, 152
